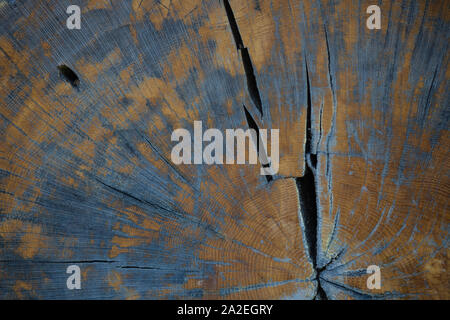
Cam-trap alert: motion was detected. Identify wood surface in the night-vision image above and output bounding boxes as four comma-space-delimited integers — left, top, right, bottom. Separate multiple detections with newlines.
0, 0, 448, 299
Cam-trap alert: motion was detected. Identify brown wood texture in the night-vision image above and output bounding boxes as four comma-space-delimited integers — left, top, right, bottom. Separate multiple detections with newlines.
0, 0, 448, 299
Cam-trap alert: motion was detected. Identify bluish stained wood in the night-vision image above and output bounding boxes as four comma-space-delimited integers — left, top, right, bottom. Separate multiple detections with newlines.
0, 0, 448, 299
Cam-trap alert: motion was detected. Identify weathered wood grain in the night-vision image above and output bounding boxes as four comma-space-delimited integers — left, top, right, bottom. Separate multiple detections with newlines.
0, 0, 448, 299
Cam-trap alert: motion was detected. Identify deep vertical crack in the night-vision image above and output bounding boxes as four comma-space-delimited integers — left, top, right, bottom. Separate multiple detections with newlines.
240, 48, 263, 115
223, 0, 263, 116
224, 0, 270, 181
223, 0, 244, 50
243, 105, 273, 182
223, 0, 330, 299
295, 60, 327, 300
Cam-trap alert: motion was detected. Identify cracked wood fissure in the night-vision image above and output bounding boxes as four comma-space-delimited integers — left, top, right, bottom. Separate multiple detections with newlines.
243, 105, 273, 182
223, 0, 330, 299
0, 0, 448, 299
295, 59, 326, 299
223, 0, 263, 116
223, 0, 272, 182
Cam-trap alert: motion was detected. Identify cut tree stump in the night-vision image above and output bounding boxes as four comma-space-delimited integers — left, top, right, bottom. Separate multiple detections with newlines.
0, 0, 448, 299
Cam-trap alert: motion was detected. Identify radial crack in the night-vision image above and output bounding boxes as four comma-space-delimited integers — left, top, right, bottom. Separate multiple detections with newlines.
243, 105, 273, 182
295, 59, 327, 300
223, 0, 263, 116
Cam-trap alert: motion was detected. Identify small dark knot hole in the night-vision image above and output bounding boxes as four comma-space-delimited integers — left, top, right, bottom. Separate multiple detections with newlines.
57, 65, 80, 88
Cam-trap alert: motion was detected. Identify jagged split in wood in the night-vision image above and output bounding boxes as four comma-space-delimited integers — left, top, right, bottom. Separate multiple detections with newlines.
223, 0, 263, 116
295, 60, 327, 300
240, 48, 263, 116
224, 0, 327, 299
224, 0, 271, 181
243, 105, 273, 182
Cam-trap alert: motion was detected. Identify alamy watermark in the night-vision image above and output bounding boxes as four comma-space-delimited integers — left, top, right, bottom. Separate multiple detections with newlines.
170, 121, 279, 175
